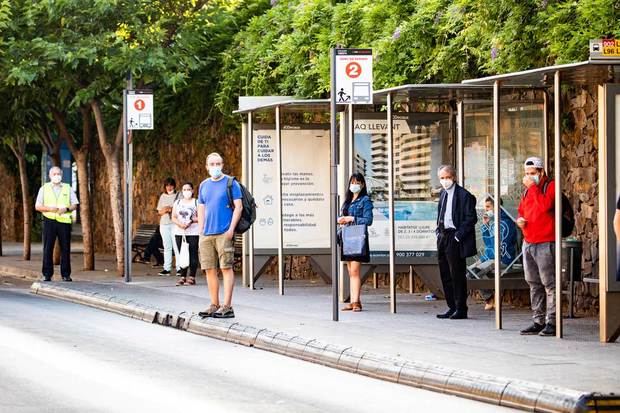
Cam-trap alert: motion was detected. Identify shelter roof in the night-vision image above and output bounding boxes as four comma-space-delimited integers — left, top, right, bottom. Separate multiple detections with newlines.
463, 60, 620, 87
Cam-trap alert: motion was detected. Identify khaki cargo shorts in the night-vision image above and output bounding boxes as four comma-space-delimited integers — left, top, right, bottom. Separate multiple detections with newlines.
199, 233, 235, 270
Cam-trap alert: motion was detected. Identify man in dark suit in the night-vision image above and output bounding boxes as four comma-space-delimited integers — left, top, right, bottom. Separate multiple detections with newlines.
435, 165, 477, 319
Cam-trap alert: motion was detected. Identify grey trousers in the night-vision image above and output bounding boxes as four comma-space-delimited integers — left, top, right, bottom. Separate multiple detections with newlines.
522, 241, 556, 325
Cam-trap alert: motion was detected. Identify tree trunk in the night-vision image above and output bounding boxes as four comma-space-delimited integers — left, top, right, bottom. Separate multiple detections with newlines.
16, 154, 31, 261
91, 100, 125, 276
52, 106, 95, 270
75, 151, 94, 270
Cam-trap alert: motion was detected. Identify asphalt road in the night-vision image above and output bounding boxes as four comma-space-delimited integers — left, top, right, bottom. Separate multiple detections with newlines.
0, 279, 514, 413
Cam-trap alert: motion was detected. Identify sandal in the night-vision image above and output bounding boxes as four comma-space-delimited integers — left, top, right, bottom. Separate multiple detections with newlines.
176, 277, 186, 286
186, 276, 196, 285
342, 303, 355, 311
352, 302, 362, 312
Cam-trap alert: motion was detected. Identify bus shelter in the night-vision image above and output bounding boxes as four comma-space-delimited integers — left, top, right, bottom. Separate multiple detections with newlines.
235, 60, 620, 342
463, 60, 620, 342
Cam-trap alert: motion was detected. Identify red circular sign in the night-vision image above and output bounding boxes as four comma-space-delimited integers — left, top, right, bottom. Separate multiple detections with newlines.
345, 62, 362, 78
134, 99, 145, 111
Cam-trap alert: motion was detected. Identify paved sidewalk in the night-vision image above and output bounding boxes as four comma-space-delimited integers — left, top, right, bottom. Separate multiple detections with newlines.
1, 245, 618, 401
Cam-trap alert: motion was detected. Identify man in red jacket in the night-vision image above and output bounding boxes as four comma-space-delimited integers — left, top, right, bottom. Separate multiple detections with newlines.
517, 157, 556, 336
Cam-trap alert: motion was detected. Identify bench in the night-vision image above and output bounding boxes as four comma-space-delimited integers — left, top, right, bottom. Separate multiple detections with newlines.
132, 224, 159, 263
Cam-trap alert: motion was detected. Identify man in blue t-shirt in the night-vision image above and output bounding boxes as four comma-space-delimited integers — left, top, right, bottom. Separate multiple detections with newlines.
197, 152, 242, 319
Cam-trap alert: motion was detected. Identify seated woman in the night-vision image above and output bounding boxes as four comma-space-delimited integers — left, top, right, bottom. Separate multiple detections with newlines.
478, 196, 517, 310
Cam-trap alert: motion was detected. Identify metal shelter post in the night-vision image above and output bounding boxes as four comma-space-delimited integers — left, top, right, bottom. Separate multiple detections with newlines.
123, 73, 133, 283
457, 101, 464, 185
330, 49, 339, 321
554, 71, 563, 338
241, 117, 248, 287
276, 105, 284, 295
493, 80, 502, 329
248, 111, 255, 290
387, 92, 396, 313
543, 91, 549, 171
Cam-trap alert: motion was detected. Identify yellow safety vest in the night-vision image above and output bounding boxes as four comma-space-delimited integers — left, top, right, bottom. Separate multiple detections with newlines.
42, 183, 73, 224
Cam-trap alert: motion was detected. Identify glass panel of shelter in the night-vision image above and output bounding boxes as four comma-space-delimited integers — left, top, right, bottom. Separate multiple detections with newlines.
352, 111, 452, 260
462, 93, 546, 280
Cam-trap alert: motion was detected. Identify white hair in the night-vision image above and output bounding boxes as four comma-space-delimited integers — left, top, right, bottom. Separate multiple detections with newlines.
206, 152, 223, 164
437, 164, 456, 178
48, 166, 62, 177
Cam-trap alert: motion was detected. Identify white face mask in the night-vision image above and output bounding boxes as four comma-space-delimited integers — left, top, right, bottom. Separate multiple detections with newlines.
182, 190, 192, 199
349, 183, 361, 194
486, 210, 494, 219
440, 178, 454, 190
209, 166, 222, 178
51, 175, 62, 184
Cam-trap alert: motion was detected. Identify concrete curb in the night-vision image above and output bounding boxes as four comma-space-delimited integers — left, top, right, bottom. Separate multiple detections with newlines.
29, 282, 595, 413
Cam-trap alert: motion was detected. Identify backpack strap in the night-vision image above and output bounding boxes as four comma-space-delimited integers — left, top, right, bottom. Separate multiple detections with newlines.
226, 176, 234, 209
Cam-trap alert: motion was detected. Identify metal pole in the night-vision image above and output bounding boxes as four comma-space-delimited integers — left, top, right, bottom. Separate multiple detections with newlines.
493, 80, 502, 329
387, 92, 396, 314
554, 70, 563, 338
241, 120, 247, 287
457, 101, 464, 186
276, 105, 284, 295
543, 91, 549, 171
248, 112, 255, 290
123, 73, 133, 283
330, 49, 339, 321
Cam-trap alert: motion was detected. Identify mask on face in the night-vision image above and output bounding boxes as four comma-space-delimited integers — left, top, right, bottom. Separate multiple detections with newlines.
182, 190, 193, 199
486, 211, 494, 219
440, 178, 454, 190
349, 184, 361, 194
209, 166, 222, 178
51, 175, 62, 184
526, 174, 540, 185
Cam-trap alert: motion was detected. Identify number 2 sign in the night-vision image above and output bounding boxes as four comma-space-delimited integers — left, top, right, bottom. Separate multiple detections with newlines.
335, 49, 373, 105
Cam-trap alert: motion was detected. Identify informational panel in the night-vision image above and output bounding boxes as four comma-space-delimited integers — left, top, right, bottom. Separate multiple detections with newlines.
614, 93, 620, 289
253, 124, 330, 249
354, 113, 450, 258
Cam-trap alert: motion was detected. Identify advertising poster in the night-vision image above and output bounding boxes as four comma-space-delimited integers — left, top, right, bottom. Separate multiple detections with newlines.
252, 125, 330, 249
354, 113, 449, 258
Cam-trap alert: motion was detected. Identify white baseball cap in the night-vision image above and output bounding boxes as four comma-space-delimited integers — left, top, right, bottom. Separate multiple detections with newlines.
524, 156, 544, 169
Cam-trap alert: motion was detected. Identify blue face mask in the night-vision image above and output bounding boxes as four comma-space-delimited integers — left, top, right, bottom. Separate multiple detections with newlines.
350, 184, 361, 194
209, 166, 223, 178
531, 174, 540, 185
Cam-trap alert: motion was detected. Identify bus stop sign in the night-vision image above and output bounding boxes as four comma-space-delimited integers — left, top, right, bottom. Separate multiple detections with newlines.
335, 49, 373, 105
126, 90, 154, 130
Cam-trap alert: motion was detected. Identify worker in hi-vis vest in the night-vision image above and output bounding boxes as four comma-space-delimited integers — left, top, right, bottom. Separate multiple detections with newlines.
35, 166, 79, 282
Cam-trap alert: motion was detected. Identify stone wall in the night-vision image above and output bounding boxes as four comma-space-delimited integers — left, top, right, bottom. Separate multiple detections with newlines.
91, 127, 241, 253
561, 85, 600, 316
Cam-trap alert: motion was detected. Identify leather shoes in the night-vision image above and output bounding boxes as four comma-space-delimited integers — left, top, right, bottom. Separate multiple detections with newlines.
61, 276, 73, 282
42, 276, 51, 282
450, 312, 468, 319
436, 309, 456, 319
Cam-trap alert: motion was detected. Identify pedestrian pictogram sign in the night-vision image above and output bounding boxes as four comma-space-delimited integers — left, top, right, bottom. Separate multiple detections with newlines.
335, 49, 373, 105
126, 90, 154, 130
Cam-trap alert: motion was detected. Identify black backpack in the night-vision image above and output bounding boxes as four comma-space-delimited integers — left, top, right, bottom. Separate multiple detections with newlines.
226, 176, 256, 234
525, 180, 574, 238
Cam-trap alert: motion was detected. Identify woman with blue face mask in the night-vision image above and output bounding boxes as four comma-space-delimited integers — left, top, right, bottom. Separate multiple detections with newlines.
338, 173, 373, 312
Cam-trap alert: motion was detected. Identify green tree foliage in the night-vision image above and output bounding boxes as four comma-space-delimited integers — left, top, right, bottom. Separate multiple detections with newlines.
216, 0, 619, 114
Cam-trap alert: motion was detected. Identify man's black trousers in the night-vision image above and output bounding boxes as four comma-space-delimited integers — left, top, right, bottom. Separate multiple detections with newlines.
437, 229, 468, 313
42, 217, 72, 279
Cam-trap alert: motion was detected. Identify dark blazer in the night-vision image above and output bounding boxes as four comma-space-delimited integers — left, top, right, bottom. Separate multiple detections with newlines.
436, 184, 477, 258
